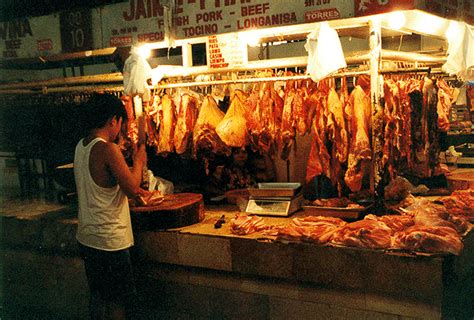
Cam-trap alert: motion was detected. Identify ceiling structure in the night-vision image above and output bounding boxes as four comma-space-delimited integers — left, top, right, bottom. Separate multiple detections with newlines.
0, 0, 126, 21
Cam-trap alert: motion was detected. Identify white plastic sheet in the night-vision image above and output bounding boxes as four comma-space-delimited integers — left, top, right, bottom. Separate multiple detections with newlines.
305, 22, 347, 82
123, 46, 152, 96
443, 22, 474, 81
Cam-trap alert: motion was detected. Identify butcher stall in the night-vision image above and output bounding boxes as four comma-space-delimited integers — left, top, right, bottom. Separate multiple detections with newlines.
1, 1, 474, 319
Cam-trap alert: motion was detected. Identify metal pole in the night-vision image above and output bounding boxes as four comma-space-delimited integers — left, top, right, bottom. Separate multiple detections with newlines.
369, 18, 384, 205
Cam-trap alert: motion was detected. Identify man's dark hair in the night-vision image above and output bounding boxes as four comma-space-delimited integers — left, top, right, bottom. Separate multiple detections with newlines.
85, 93, 128, 130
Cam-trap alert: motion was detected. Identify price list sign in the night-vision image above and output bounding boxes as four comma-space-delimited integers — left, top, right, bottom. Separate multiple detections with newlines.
60, 8, 93, 53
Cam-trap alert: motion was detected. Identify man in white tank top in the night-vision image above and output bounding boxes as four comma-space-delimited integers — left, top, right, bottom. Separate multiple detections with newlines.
74, 93, 146, 320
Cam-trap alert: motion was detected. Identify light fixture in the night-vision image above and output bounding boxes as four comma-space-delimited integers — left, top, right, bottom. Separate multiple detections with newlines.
417, 13, 444, 34
445, 20, 462, 41
136, 45, 152, 59
239, 31, 261, 47
387, 11, 406, 30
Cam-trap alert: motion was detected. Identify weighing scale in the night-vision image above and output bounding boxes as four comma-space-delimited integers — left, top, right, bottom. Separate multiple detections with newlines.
245, 183, 304, 217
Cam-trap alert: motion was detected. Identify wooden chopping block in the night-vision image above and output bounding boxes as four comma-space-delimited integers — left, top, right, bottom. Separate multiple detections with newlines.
130, 193, 205, 230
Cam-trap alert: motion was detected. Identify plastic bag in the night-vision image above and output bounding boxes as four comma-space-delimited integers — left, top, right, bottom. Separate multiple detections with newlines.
305, 21, 346, 82
156, 176, 174, 195
144, 170, 174, 195
123, 46, 152, 96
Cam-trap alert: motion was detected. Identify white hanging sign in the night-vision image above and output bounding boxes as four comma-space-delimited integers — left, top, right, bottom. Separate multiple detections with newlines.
207, 34, 246, 69
0, 15, 62, 59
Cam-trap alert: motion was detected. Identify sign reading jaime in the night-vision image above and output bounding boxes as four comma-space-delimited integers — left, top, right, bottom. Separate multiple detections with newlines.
101, 0, 353, 47
101, 1, 165, 48
0, 15, 61, 59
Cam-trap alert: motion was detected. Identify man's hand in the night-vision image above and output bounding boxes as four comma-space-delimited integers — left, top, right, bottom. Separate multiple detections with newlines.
133, 143, 147, 165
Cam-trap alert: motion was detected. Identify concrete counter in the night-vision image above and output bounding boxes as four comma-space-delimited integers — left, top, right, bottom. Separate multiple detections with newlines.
1, 202, 473, 319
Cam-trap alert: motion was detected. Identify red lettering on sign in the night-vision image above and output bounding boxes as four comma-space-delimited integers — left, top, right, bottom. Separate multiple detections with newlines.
241, 3, 270, 16
237, 12, 297, 30
173, 15, 189, 26
210, 62, 229, 68
110, 36, 133, 46
183, 24, 218, 37
123, 0, 164, 21
137, 31, 164, 42
37, 39, 53, 51
304, 8, 340, 22
196, 11, 223, 23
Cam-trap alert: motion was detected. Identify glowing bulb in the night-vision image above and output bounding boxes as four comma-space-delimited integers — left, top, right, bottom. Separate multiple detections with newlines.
239, 31, 261, 47
387, 11, 406, 30
136, 46, 151, 59
445, 21, 461, 40
418, 14, 443, 34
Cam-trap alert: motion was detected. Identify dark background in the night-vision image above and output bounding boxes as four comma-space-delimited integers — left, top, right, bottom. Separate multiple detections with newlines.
0, 0, 127, 21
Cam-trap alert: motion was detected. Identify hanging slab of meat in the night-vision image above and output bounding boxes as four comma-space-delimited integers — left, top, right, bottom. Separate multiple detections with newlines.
272, 85, 284, 128
436, 79, 454, 132
121, 95, 138, 144
393, 225, 463, 255
427, 82, 441, 176
396, 80, 413, 170
293, 88, 308, 135
246, 85, 262, 152
247, 83, 278, 155
306, 84, 331, 182
408, 80, 424, 163
279, 88, 296, 160
303, 85, 319, 135
216, 90, 248, 148
193, 95, 229, 157
143, 96, 161, 149
410, 77, 438, 177
382, 79, 402, 179
344, 85, 372, 192
260, 87, 276, 153
327, 80, 349, 195
327, 85, 349, 163
156, 94, 176, 154
331, 219, 392, 250
174, 93, 199, 154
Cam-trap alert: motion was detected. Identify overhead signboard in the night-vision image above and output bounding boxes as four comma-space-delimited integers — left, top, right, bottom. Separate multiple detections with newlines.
100, 1, 165, 48
60, 8, 94, 53
100, 0, 354, 47
0, 15, 62, 59
1, 0, 473, 62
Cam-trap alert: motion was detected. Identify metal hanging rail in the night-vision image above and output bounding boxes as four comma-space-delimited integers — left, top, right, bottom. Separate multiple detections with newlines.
0, 73, 123, 91
152, 70, 372, 90
0, 48, 447, 95
0, 66, 445, 95
0, 84, 124, 95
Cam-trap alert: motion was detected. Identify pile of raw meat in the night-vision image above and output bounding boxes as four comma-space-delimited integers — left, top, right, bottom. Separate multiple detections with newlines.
229, 191, 473, 255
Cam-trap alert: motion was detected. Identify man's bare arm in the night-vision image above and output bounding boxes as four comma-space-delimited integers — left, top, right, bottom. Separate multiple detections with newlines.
106, 143, 146, 198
